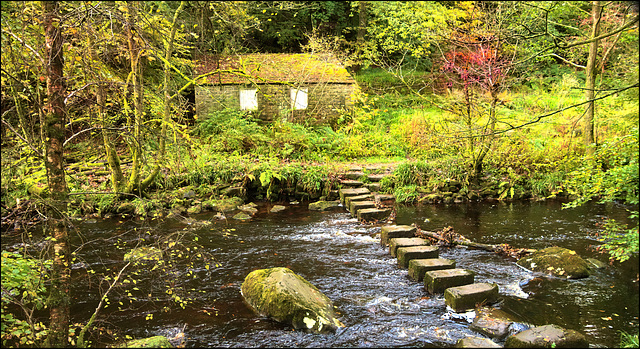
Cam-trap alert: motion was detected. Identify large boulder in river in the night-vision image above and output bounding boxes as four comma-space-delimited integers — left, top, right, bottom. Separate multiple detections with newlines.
504, 324, 588, 348
240, 267, 344, 333
516, 246, 590, 279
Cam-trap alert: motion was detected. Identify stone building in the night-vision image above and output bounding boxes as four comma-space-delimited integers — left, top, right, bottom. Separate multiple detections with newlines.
194, 53, 358, 125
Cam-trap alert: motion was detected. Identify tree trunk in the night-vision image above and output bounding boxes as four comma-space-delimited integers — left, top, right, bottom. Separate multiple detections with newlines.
124, 1, 143, 195
42, 1, 70, 347
583, 1, 602, 157
140, 1, 186, 192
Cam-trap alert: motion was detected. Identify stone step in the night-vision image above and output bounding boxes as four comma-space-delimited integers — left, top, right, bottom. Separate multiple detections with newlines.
365, 183, 381, 192
424, 268, 475, 294
389, 237, 430, 257
339, 187, 371, 204
367, 174, 386, 182
396, 245, 439, 268
349, 200, 376, 217
444, 283, 499, 312
357, 208, 391, 222
345, 172, 365, 180
344, 194, 374, 209
408, 258, 456, 281
380, 225, 417, 246
340, 179, 364, 188
375, 194, 395, 206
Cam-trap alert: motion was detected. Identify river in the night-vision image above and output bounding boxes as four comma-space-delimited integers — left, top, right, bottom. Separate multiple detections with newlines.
2, 199, 638, 347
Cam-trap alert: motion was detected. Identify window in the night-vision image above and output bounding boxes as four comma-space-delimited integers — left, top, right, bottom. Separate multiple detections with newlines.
290, 87, 308, 110
239, 88, 258, 110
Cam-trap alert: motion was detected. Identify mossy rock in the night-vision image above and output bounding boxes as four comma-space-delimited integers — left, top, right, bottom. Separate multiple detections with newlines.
308, 200, 341, 211
241, 267, 344, 333
116, 335, 173, 348
211, 196, 244, 212
516, 246, 590, 279
186, 204, 202, 215
504, 324, 588, 348
123, 246, 162, 263
232, 212, 252, 220
116, 202, 136, 214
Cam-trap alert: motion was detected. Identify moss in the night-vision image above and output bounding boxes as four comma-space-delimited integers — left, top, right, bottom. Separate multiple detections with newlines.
117, 335, 172, 348
516, 246, 590, 279
241, 267, 343, 333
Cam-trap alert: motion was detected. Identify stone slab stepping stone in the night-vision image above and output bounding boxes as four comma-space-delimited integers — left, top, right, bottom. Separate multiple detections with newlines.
365, 183, 381, 192
396, 246, 439, 268
367, 174, 385, 182
424, 268, 475, 294
340, 179, 364, 187
455, 336, 501, 348
380, 225, 416, 246
375, 194, 396, 206
357, 208, 391, 222
345, 172, 365, 180
408, 258, 456, 281
339, 187, 370, 204
348, 166, 362, 172
350, 200, 376, 217
445, 283, 499, 312
344, 194, 374, 208
504, 324, 588, 348
389, 237, 430, 257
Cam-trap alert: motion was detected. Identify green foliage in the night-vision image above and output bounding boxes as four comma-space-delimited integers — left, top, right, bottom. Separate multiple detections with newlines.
620, 330, 639, 348
563, 128, 639, 207
596, 215, 639, 263
1, 251, 51, 347
563, 128, 639, 263
393, 185, 420, 203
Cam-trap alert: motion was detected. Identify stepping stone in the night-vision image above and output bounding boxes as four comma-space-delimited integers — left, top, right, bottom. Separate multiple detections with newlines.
345, 172, 365, 180
425, 268, 475, 294
389, 237, 430, 257
339, 188, 370, 204
357, 208, 391, 222
344, 194, 374, 208
380, 225, 416, 246
341, 179, 363, 187
408, 258, 456, 281
396, 246, 439, 268
367, 174, 385, 182
444, 283, 499, 312
375, 194, 395, 206
455, 336, 501, 348
348, 166, 362, 172
350, 200, 376, 217
365, 183, 381, 192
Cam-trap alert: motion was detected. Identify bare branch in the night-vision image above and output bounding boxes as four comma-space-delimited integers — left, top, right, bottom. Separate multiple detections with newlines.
0, 116, 44, 158
542, 53, 586, 69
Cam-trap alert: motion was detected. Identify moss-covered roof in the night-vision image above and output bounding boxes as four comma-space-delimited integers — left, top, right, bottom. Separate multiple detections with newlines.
194, 53, 356, 85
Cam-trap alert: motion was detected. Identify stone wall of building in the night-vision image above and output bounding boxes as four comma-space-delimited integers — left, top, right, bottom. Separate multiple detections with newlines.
195, 83, 358, 126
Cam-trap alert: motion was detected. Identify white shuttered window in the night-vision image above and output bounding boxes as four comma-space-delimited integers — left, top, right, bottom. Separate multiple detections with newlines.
240, 88, 258, 110
290, 87, 308, 110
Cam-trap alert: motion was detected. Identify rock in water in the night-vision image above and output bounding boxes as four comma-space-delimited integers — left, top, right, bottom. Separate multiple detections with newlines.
240, 267, 344, 333
516, 246, 590, 279
504, 324, 588, 348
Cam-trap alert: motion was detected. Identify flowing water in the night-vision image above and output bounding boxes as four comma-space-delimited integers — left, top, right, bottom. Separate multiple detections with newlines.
2, 200, 638, 347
